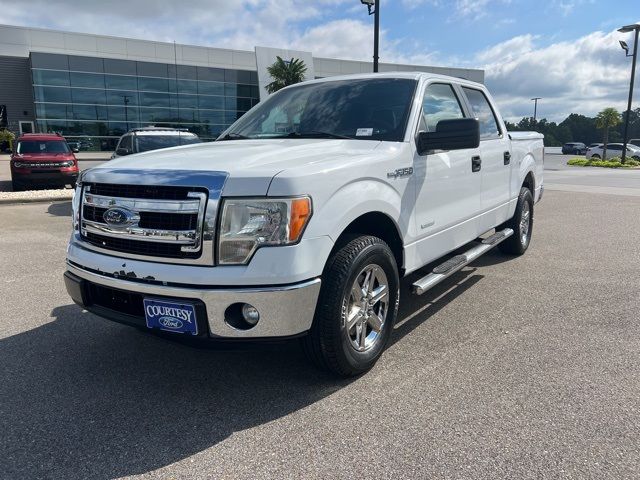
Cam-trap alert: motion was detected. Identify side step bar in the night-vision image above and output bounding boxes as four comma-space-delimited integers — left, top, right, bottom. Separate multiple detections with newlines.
412, 228, 514, 295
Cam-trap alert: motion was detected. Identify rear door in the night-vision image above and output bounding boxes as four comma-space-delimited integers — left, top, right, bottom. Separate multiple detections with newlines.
460, 87, 512, 225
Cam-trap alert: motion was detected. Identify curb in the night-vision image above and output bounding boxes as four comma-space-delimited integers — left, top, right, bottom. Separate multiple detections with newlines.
0, 193, 73, 205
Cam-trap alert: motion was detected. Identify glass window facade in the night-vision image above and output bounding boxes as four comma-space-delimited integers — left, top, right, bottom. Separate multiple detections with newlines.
31, 52, 260, 148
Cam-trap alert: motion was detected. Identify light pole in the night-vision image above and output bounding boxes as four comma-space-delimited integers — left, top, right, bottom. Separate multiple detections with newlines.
618, 23, 639, 163
360, 0, 380, 73
531, 97, 542, 121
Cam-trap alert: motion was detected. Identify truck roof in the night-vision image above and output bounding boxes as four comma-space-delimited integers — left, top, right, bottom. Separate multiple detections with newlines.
128, 127, 198, 136
17, 133, 65, 141
297, 71, 485, 89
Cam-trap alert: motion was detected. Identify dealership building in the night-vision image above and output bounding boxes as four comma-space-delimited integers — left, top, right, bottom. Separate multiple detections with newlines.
0, 24, 484, 148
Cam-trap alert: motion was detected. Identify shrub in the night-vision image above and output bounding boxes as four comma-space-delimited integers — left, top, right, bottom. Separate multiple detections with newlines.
567, 158, 589, 166
567, 157, 640, 168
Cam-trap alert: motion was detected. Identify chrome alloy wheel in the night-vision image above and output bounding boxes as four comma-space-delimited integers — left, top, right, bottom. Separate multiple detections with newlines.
344, 264, 389, 352
520, 200, 531, 245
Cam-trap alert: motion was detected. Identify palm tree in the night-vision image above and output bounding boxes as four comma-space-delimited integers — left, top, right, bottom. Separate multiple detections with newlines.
595, 107, 622, 162
265, 56, 307, 94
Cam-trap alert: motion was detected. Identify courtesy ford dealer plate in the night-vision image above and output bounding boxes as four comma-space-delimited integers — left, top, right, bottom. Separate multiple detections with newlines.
143, 298, 198, 335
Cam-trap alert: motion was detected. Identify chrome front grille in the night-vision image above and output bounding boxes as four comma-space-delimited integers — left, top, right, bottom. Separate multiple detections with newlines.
80, 183, 209, 263
76, 169, 228, 266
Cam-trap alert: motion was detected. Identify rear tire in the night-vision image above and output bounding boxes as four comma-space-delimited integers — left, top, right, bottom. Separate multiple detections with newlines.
302, 235, 399, 377
498, 187, 534, 256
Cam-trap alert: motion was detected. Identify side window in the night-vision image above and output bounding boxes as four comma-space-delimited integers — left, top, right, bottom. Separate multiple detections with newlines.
118, 134, 133, 153
420, 83, 464, 132
462, 87, 501, 140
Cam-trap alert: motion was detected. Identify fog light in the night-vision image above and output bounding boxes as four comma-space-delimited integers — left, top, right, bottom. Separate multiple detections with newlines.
242, 304, 260, 326
224, 302, 260, 330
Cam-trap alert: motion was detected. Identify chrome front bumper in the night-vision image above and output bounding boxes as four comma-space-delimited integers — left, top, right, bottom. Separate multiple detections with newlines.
65, 262, 321, 339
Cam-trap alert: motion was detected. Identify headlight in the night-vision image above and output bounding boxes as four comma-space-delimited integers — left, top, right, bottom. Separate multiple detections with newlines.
218, 196, 312, 265
63, 160, 75, 167
13, 161, 25, 168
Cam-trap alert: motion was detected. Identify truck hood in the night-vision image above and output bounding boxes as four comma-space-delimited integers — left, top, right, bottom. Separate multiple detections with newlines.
91, 139, 381, 195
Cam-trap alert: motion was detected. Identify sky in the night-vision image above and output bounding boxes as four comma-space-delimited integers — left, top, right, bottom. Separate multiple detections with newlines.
2, 0, 639, 122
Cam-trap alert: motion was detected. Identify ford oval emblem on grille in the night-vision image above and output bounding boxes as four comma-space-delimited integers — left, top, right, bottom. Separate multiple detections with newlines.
103, 207, 136, 227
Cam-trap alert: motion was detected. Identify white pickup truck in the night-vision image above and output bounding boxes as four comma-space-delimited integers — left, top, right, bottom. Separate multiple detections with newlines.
64, 72, 543, 376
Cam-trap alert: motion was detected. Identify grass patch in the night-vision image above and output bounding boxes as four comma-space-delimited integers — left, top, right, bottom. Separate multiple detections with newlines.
568, 157, 640, 168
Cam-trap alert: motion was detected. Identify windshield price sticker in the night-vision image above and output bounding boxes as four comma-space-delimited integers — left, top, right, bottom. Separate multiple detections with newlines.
356, 128, 374, 137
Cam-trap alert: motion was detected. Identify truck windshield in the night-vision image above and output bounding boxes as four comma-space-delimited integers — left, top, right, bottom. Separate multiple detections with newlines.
17, 140, 71, 154
135, 135, 201, 153
221, 78, 417, 142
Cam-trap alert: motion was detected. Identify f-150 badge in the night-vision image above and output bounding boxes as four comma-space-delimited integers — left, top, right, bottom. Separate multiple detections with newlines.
387, 167, 413, 179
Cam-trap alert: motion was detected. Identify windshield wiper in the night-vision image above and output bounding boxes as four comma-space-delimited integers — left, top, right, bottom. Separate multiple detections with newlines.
282, 131, 354, 140
218, 132, 249, 141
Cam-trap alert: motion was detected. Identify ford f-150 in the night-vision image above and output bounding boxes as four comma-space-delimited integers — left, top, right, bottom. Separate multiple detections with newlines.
64, 72, 544, 376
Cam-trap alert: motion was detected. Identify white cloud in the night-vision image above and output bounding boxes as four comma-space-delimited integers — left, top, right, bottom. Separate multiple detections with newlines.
0, 0, 347, 50
552, 0, 594, 17
480, 29, 636, 122
1, 0, 637, 123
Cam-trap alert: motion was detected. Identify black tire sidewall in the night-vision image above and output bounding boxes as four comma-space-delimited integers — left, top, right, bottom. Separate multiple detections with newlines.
336, 244, 399, 371
516, 188, 534, 251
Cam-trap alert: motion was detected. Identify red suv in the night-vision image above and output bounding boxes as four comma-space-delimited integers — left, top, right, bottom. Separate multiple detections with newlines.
10, 134, 79, 191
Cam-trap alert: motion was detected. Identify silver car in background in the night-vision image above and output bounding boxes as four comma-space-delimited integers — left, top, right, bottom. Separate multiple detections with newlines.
586, 143, 640, 160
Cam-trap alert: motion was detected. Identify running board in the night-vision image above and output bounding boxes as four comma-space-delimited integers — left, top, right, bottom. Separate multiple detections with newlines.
412, 228, 514, 295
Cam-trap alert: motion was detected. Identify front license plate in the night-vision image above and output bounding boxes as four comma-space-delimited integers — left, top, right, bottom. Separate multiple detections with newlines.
143, 298, 198, 335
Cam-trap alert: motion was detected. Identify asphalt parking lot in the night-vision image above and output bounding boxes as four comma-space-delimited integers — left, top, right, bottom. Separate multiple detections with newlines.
1, 155, 640, 478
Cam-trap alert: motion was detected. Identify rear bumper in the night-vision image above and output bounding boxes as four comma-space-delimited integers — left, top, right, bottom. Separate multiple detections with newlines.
64, 261, 321, 340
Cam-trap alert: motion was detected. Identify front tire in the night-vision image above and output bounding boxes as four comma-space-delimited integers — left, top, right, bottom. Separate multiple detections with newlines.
498, 187, 534, 255
302, 235, 399, 377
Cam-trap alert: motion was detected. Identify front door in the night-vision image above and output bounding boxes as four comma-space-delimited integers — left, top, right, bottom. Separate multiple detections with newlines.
412, 82, 483, 267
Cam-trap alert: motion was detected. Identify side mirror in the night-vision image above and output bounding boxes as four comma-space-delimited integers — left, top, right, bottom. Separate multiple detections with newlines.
416, 118, 480, 155
72, 147, 80, 153
116, 147, 131, 156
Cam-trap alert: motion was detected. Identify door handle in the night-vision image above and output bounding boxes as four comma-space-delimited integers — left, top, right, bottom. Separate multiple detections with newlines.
471, 155, 482, 172
504, 151, 511, 165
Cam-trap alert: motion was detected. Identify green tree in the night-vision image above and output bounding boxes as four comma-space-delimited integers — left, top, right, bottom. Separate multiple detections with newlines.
265, 56, 307, 94
559, 113, 598, 145
0, 128, 15, 151
595, 107, 622, 161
